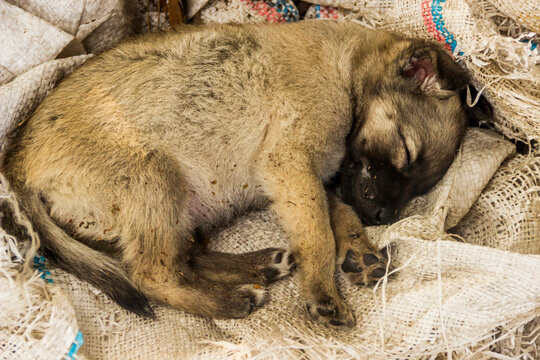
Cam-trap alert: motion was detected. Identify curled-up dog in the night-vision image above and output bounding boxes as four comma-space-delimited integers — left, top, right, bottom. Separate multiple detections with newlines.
2, 21, 491, 328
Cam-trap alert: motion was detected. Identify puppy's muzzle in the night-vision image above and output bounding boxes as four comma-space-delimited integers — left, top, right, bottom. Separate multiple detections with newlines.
339, 160, 402, 226
361, 206, 396, 226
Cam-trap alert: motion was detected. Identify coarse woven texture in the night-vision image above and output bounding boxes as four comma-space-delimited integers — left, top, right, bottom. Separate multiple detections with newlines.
1, 0, 539, 359
304, 4, 349, 20
487, 0, 539, 33
200, 0, 299, 24
452, 153, 540, 255
0, 180, 82, 360
293, 0, 395, 12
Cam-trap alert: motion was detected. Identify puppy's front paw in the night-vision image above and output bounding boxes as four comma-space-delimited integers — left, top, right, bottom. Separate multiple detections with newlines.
340, 247, 390, 286
306, 295, 355, 328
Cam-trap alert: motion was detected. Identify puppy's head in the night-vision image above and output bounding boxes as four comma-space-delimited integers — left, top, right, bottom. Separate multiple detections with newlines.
339, 41, 492, 225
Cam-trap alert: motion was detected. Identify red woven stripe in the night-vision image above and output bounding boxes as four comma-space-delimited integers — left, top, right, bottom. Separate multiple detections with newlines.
421, 0, 451, 51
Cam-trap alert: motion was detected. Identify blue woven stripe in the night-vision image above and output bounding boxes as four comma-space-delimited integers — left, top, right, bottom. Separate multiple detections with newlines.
33, 256, 53, 283
33, 256, 84, 359
431, 0, 463, 55
520, 38, 538, 51
66, 331, 84, 360
315, 4, 321, 19
267, 0, 299, 22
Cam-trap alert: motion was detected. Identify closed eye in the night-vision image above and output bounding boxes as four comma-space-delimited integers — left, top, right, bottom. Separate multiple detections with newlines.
398, 132, 411, 172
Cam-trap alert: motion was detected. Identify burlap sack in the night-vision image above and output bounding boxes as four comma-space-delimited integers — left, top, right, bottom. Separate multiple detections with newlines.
200, 0, 299, 24
486, 0, 539, 33
1, 1, 539, 359
452, 153, 540, 255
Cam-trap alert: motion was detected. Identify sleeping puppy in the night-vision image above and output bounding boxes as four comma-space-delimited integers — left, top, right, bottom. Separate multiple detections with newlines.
2, 21, 490, 328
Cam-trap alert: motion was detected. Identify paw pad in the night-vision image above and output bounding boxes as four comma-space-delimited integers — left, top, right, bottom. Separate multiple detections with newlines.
341, 249, 390, 287
306, 297, 355, 328
262, 250, 295, 283
371, 267, 386, 278
362, 253, 379, 266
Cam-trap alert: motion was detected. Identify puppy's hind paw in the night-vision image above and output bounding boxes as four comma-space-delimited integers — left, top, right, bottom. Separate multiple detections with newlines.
224, 284, 269, 319
262, 249, 296, 283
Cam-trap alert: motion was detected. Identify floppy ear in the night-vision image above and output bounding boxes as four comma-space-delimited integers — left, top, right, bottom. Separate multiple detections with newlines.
460, 86, 494, 127
399, 43, 469, 95
402, 56, 441, 94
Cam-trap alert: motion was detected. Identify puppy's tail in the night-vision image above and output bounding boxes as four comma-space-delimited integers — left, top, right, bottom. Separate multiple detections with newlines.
4, 187, 154, 317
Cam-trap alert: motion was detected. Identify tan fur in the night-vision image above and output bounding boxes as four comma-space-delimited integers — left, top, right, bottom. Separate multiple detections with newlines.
2, 21, 472, 327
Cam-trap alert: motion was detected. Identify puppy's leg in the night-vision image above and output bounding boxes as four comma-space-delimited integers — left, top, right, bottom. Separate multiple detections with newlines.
132, 259, 269, 319
193, 248, 295, 285
327, 192, 390, 286
258, 159, 355, 328
116, 152, 268, 319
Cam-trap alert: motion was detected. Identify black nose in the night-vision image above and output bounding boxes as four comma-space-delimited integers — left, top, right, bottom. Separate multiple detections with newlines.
375, 209, 384, 224
371, 207, 395, 225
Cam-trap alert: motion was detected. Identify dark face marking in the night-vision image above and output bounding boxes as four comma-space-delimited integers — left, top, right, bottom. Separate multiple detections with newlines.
341, 103, 464, 225
339, 153, 408, 225
336, 41, 482, 225
342, 98, 464, 225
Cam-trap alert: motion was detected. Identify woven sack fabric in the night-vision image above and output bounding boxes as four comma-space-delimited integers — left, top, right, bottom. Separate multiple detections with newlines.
200, 0, 299, 24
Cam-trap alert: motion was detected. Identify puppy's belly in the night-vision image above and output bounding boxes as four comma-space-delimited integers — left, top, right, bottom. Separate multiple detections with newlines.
183, 173, 268, 234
